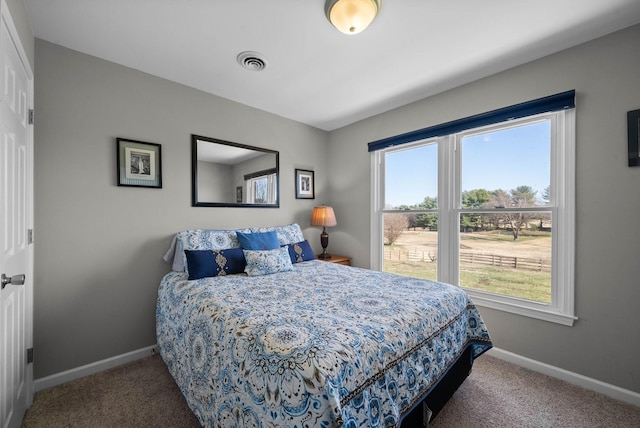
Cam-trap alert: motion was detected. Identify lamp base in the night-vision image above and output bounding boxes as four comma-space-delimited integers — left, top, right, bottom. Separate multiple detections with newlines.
319, 229, 331, 259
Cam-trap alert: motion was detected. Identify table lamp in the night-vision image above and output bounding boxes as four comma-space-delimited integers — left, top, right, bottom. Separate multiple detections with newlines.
310, 205, 337, 259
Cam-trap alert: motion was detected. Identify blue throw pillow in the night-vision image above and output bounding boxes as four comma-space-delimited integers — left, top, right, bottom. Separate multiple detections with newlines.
243, 247, 293, 276
184, 248, 246, 280
286, 240, 316, 263
236, 230, 280, 250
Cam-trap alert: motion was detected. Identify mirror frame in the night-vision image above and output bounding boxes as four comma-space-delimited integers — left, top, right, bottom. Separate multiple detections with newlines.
191, 134, 280, 208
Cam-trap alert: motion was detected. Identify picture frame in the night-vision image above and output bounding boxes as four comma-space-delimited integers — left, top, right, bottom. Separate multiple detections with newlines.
236, 186, 243, 203
628, 109, 640, 167
295, 169, 314, 199
117, 138, 162, 188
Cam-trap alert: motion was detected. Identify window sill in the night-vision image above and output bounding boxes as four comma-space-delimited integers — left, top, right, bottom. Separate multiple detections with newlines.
465, 290, 577, 326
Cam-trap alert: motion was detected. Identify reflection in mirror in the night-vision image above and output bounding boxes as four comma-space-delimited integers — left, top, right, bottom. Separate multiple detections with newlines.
191, 135, 279, 207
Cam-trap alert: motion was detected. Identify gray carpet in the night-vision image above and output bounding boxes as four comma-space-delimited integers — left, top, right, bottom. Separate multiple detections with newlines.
430, 356, 640, 428
22, 354, 640, 427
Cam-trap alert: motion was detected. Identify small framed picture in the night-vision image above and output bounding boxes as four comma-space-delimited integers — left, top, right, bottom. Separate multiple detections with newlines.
295, 169, 314, 199
236, 186, 243, 203
628, 109, 640, 167
117, 138, 162, 188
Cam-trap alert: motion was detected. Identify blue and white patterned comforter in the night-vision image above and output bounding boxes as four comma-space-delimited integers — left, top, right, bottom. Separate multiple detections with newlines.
156, 260, 492, 427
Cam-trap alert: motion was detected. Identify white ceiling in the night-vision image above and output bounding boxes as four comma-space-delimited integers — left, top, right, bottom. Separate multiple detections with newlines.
24, 0, 640, 131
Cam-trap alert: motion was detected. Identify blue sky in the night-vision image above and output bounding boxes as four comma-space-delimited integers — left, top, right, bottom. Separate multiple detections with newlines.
385, 121, 551, 208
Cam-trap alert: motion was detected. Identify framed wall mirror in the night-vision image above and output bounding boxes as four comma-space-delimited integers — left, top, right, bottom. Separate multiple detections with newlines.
192, 135, 279, 207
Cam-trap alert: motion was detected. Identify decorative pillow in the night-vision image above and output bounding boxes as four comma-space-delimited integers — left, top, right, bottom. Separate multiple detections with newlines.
237, 231, 280, 250
250, 223, 305, 247
286, 240, 316, 263
184, 248, 246, 280
172, 228, 248, 272
243, 247, 293, 276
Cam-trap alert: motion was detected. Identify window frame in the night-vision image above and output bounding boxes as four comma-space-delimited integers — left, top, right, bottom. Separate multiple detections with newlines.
371, 109, 576, 326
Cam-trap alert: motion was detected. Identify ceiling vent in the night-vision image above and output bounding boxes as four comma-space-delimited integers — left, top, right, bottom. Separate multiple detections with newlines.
237, 51, 267, 71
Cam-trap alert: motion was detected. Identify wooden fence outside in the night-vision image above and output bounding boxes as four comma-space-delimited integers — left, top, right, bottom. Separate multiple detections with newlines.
384, 248, 551, 272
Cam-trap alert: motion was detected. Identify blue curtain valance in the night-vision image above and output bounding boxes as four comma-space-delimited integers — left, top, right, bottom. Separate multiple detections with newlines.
367, 90, 575, 152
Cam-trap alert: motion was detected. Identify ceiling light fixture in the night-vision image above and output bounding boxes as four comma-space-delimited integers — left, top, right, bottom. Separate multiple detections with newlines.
324, 0, 381, 35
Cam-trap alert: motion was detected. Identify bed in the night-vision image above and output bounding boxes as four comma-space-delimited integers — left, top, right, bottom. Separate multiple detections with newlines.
157, 224, 492, 427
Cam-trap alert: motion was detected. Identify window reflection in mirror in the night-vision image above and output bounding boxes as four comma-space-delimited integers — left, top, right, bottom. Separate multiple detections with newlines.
191, 135, 279, 207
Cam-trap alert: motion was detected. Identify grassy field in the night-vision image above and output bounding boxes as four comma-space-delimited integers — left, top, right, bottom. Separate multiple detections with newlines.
384, 229, 552, 303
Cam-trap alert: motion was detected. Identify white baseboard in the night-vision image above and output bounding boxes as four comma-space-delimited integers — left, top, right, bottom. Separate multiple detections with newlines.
488, 347, 640, 408
34, 344, 158, 392
33, 344, 640, 409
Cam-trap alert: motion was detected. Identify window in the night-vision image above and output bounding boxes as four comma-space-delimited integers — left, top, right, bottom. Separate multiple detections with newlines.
381, 142, 439, 281
246, 172, 277, 204
370, 92, 576, 325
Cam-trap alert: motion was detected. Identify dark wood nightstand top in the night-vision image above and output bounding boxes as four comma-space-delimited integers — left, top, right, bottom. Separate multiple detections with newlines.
316, 254, 351, 266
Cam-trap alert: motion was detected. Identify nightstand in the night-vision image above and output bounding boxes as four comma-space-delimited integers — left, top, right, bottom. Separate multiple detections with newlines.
316, 254, 351, 266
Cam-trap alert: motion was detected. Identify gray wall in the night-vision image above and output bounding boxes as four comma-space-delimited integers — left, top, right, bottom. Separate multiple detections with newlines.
327, 24, 640, 393
33, 40, 327, 378
196, 161, 233, 202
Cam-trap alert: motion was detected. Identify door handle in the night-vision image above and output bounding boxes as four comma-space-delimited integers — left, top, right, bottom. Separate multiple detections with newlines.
1, 273, 25, 289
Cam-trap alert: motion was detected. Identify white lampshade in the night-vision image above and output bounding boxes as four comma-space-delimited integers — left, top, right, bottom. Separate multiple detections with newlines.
325, 0, 381, 35
310, 205, 337, 227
